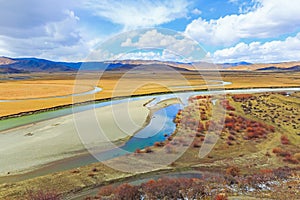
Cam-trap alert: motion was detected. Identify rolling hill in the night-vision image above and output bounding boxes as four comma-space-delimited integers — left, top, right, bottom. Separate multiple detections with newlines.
1, 56, 300, 73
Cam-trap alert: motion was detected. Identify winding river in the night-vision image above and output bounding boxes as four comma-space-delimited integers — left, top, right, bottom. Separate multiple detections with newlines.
1, 86, 300, 183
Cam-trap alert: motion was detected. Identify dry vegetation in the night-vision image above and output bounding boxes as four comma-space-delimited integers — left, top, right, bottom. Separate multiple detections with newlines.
1, 71, 300, 117
132, 91, 300, 199
0, 71, 299, 199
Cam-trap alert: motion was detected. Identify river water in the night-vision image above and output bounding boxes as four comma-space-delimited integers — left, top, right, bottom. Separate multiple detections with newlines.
0, 87, 300, 183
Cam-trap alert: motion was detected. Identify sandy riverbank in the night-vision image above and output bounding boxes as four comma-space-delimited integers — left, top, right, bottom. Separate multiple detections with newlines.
0, 98, 151, 176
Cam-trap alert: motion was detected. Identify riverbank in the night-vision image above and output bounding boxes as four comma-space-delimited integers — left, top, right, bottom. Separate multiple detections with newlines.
0, 96, 182, 180
1, 70, 300, 117
0, 99, 151, 176
1, 85, 299, 121
1, 88, 300, 199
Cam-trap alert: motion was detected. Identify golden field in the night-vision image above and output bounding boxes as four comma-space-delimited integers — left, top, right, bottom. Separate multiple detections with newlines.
1, 71, 300, 117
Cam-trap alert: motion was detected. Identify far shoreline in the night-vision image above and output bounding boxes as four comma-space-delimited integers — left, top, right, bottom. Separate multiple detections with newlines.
1, 85, 299, 122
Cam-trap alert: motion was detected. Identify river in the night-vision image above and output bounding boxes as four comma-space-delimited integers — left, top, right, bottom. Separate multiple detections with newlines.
0, 87, 300, 183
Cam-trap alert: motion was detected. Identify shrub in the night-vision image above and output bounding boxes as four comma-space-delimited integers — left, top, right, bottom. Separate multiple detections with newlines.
134, 148, 142, 153
71, 169, 80, 174
154, 141, 165, 147
215, 193, 228, 200
272, 147, 283, 154
114, 183, 141, 200
193, 141, 201, 148
98, 185, 114, 197
280, 135, 290, 145
92, 168, 98, 172
141, 177, 206, 199
283, 156, 299, 164
272, 147, 291, 157
226, 166, 240, 177
273, 167, 292, 179
228, 135, 235, 141
26, 189, 60, 200
145, 147, 153, 153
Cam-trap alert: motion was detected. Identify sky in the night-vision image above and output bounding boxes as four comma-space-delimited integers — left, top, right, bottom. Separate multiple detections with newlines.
0, 0, 300, 63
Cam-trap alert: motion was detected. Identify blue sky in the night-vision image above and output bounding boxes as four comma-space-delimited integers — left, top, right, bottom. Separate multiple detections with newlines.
0, 0, 300, 63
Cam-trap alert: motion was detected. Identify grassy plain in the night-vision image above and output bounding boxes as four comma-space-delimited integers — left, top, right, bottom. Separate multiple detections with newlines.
1, 71, 300, 117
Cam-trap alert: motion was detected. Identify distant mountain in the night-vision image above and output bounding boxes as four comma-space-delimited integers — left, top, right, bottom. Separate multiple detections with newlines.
0, 66, 27, 74
0, 57, 194, 73
0, 57, 16, 65
1, 56, 300, 73
0, 57, 79, 73
6, 57, 77, 72
221, 61, 252, 68
224, 61, 300, 71
257, 65, 300, 71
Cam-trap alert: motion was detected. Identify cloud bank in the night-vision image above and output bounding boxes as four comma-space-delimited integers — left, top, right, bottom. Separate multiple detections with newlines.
185, 0, 300, 46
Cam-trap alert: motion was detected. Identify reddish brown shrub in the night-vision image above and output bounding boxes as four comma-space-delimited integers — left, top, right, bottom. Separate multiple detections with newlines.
27, 189, 60, 200
215, 193, 228, 200
141, 177, 206, 199
200, 114, 208, 121
134, 148, 142, 153
268, 126, 275, 132
114, 183, 141, 200
272, 147, 283, 154
221, 100, 235, 111
154, 141, 165, 147
283, 156, 299, 164
226, 166, 240, 177
232, 94, 253, 102
260, 169, 273, 174
272, 147, 291, 157
280, 135, 290, 145
193, 141, 201, 148
98, 185, 114, 197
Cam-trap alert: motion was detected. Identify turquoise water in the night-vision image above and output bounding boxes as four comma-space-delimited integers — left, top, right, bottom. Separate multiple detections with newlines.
0, 98, 138, 132
2, 87, 300, 132
94, 104, 181, 161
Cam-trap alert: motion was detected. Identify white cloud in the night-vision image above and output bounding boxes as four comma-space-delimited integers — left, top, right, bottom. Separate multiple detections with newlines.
0, 10, 88, 61
191, 8, 202, 15
120, 29, 204, 59
83, 0, 190, 29
213, 32, 300, 63
87, 29, 207, 62
114, 51, 161, 61
0, 1, 102, 61
185, 0, 300, 46
106, 50, 191, 63
0, 0, 78, 37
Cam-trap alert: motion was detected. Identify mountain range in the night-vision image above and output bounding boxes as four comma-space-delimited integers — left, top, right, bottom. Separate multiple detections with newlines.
1, 56, 300, 73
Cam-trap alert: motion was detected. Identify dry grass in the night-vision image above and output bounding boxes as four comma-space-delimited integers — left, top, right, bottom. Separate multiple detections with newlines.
1, 71, 300, 117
